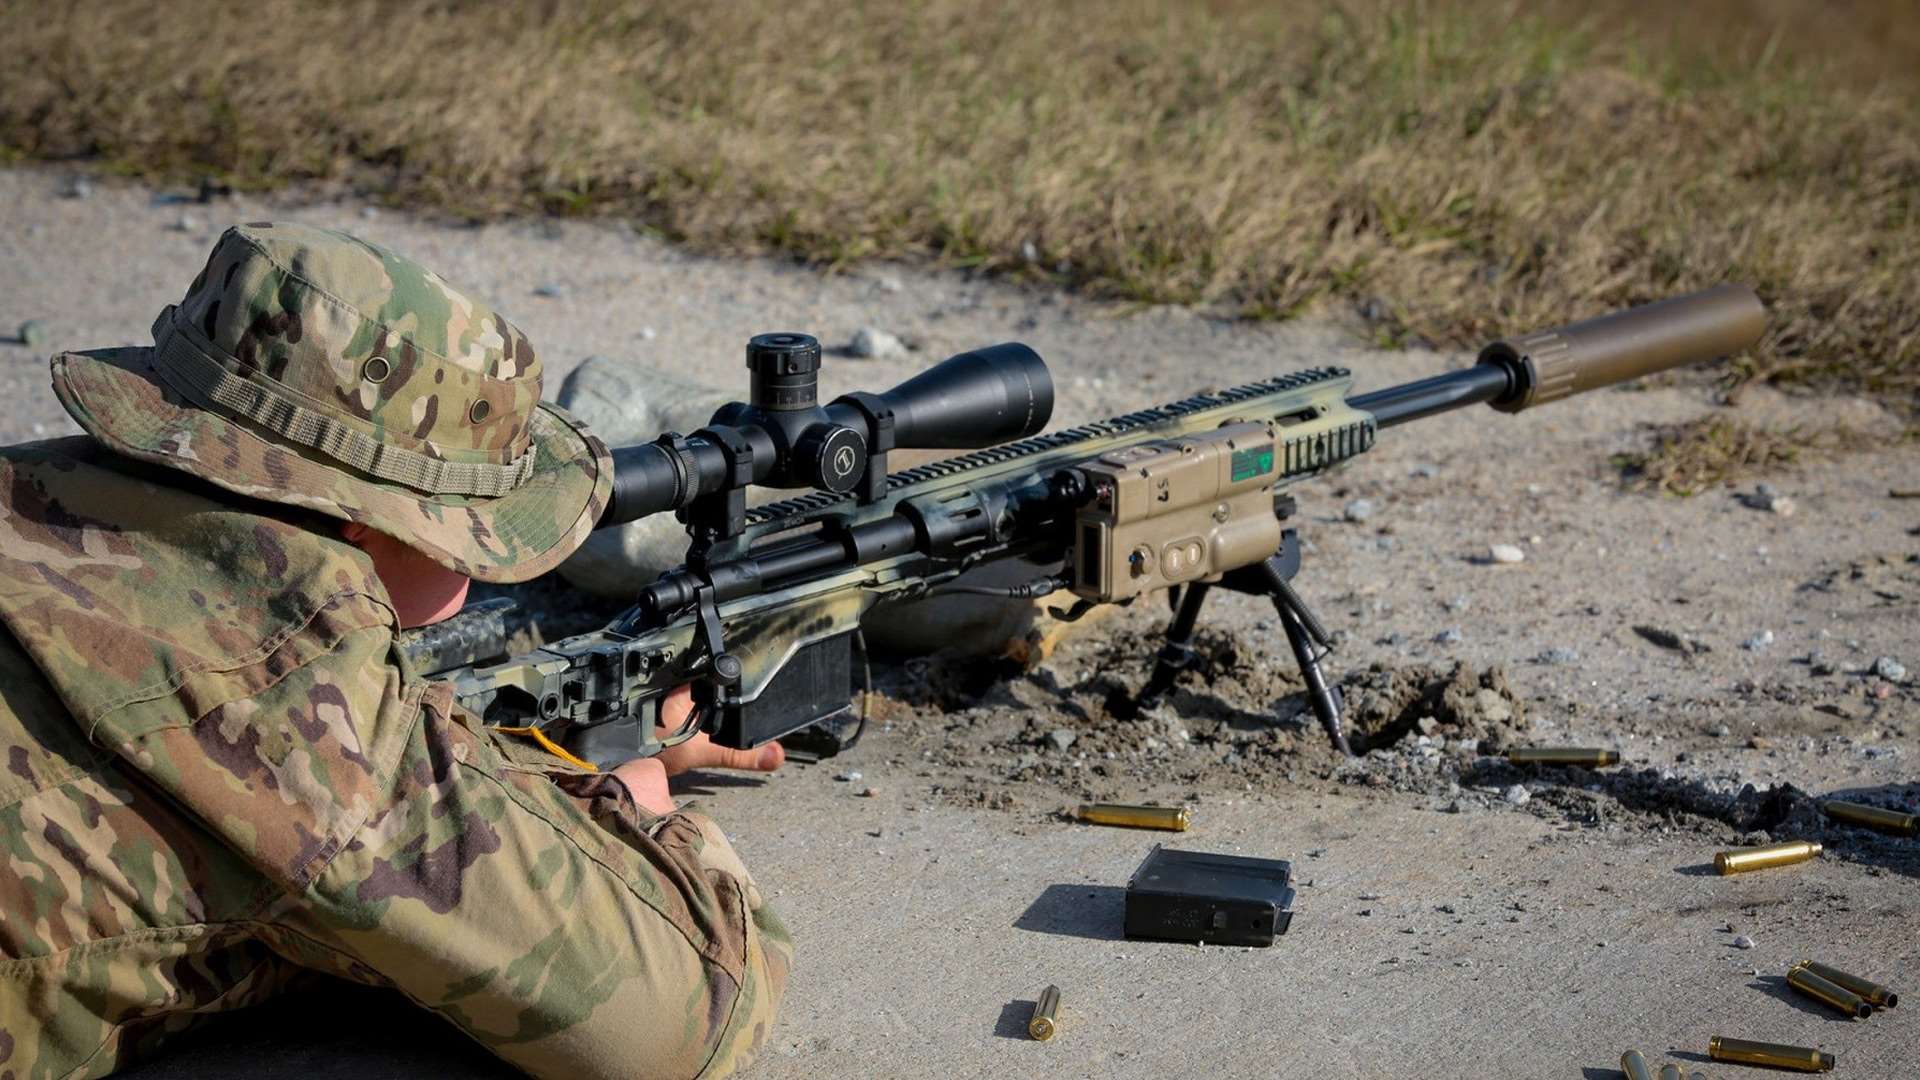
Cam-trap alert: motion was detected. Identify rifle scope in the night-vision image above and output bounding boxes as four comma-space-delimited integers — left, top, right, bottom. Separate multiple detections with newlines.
600, 337, 1054, 527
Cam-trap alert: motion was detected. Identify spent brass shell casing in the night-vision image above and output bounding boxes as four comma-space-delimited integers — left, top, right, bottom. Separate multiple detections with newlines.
1786, 964, 1873, 1019
1620, 1050, 1655, 1080
1708, 1036, 1834, 1072
1821, 799, 1920, 838
1657, 1064, 1683, 1080
1075, 803, 1190, 831
1794, 959, 1899, 1009
1506, 747, 1621, 767
1028, 985, 1061, 1041
1714, 840, 1822, 875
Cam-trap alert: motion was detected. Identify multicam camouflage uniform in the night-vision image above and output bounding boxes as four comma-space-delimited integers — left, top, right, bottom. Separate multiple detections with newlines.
0, 224, 789, 1078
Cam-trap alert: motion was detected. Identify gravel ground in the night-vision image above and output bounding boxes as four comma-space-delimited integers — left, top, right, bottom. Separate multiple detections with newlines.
5, 167, 1917, 1077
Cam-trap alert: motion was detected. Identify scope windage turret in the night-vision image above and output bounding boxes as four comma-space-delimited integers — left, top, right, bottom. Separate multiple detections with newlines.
600, 340, 1054, 527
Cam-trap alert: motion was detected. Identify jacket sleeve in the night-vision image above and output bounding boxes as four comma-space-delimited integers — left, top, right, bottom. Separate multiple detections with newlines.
276, 674, 792, 1080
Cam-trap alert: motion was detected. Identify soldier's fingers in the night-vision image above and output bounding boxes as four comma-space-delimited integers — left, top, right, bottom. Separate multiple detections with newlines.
700, 740, 786, 774
658, 683, 695, 730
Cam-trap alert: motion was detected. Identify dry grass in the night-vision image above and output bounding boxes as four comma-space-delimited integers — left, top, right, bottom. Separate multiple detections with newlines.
1611, 418, 1814, 496
3, 0, 1916, 410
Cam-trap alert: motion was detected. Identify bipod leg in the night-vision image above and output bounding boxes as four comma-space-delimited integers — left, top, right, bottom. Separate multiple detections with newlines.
1138, 582, 1211, 708
1258, 558, 1352, 757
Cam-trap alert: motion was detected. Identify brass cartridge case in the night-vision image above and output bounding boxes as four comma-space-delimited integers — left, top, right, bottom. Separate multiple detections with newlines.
1657, 1064, 1682, 1080
1786, 965, 1872, 1019
1708, 1036, 1834, 1072
1506, 747, 1621, 767
1028, 984, 1061, 1041
1075, 803, 1190, 831
1795, 960, 1899, 1009
1713, 840, 1821, 875
1821, 799, 1919, 838
1620, 1050, 1655, 1080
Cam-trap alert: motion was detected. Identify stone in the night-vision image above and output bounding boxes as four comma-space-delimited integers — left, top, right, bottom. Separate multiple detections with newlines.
1873, 656, 1907, 682
1733, 934, 1755, 950
1742, 485, 1796, 516
1488, 543, 1525, 564
1409, 463, 1440, 479
875, 274, 904, 294
1742, 630, 1775, 652
1472, 689, 1514, 724
1045, 729, 1078, 752
172, 214, 201, 233
1536, 647, 1581, 666
532, 283, 565, 298
849, 325, 906, 359
1503, 784, 1531, 807
1434, 628, 1463, 645
17, 320, 49, 348
1343, 498, 1375, 523
61, 176, 93, 199
637, 325, 658, 340
835, 770, 863, 783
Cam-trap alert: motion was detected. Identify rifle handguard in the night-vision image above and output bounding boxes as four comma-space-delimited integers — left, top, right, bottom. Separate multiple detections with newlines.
1477, 284, 1765, 412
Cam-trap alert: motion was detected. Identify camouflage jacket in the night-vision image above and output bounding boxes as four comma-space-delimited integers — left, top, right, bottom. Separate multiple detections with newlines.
0, 438, 791, 1079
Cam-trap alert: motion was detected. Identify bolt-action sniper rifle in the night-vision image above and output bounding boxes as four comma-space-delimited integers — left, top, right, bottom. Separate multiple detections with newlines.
400, 286, 1765, 766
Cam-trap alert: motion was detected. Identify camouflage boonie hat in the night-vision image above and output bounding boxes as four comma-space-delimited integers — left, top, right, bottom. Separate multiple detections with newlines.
50, 222, 612, 583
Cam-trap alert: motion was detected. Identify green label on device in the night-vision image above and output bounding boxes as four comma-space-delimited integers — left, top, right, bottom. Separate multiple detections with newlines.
1230, 446, 1274, 482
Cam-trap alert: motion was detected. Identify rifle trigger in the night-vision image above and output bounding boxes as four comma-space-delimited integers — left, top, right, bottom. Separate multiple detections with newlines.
1047, 598, 1100, 623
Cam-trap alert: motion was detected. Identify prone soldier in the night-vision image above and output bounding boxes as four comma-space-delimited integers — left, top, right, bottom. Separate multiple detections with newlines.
0, 223, 789, 1078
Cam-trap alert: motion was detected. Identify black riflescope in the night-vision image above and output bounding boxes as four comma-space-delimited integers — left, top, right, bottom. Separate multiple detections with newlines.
600, 340, 1053, 527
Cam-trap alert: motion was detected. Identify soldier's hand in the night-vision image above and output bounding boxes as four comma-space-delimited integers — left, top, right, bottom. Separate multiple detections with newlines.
653, 685, 787, 778
611, 757, 676, 816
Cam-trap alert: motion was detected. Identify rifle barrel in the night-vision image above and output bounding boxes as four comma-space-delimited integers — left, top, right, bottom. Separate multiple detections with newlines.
1351, 284, 1765, 429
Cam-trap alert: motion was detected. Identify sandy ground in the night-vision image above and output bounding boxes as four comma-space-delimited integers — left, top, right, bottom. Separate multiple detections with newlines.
4, 168, 1917, 1078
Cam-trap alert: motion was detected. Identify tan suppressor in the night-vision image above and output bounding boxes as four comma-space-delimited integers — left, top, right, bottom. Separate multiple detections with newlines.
1506, 747, 1620, 767
1786, 965, 1872, 1019
1714, 840, 1821, 875
1478, 284, 1766, 412
1076, 804, 1191, 831
1821, 799, 1919, 837
1708, 1036, 1833, 1072
1619, 1050, 1654, 1080
1794, 960, 1898, 1009
1028, 985, 1061, 1041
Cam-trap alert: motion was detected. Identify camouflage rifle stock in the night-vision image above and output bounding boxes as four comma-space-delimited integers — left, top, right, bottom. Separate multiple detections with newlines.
402, 286, 1765, 766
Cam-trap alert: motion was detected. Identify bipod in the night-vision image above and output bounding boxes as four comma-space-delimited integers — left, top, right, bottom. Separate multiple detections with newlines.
1136, 529, 1353, 756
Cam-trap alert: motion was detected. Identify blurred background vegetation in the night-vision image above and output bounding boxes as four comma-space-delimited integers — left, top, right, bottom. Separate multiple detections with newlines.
3, 0, 1914, 412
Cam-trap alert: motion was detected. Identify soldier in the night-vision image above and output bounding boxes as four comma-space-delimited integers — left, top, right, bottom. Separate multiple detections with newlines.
0, 223, 790, 1078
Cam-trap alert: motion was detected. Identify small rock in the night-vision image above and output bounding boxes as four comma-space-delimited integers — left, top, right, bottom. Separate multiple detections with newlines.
1444, 596, 1470, 614
1536, 646, 1581, 666
1409, 463, 1440, 479
1343, 498, 1375, 523
1503, 784, 1531, 807
875, 274, 903, 294
1713, 723, 1731, 737
1742, 630, 1775, 652
17, 320, 49, 348
1873, 656, 1906, 682
835, 770, 863, 783
1472, 689, 1514, 723
1021, 241, 1040, 264
172, 214, 201, 233
1732, 934, 1755, 950
1488, 543, 1526, 565
532, 283, 565, 298
1742, 486, 1797, 516
849, 326, 906, 359
1434, 628, 1463, 646
61, 176, 93, 199
1045, 728, 1078, 752
859, 786, 881, 797
359, 206, 380, 219
637, 325, 658, 341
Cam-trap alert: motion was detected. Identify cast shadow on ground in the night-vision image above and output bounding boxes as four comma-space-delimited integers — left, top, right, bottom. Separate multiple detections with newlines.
1014, 884, 1128, 941
1674, 861, 1720, 876
671, 769, 778, 795
994, 999, 1037, 1040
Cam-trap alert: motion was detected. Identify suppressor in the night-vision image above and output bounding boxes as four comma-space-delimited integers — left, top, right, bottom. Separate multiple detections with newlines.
1506, 747, 1620, 767
1794, 960, 1898, 1009
1076, 803, 1190, 831
1708, 1036, 1834, 1072
1714, 840, 1821, 875
1028, 985, 1061, 1041
1821, 799, 1919, 837
1786, 964, 1872, 1019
